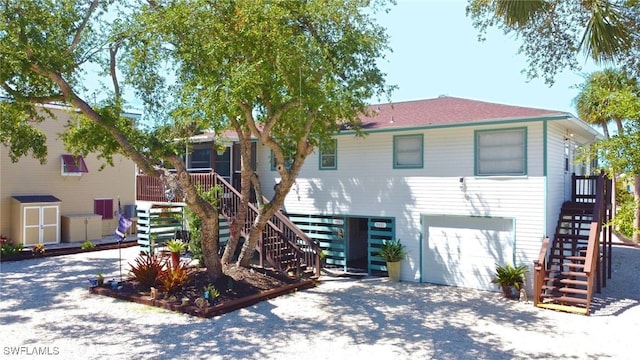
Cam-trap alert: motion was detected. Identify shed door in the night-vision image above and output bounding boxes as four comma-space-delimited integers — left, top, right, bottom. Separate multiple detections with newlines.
23, 205, 59, 245
422, 215, 514, 291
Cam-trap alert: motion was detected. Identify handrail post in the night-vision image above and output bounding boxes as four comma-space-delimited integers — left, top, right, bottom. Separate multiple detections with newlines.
533, 237, 550, 307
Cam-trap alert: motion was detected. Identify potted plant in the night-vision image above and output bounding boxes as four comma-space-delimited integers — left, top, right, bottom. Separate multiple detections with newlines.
492, 263, 529, 300
376, 239, 407, 282
167, 239, 187, 269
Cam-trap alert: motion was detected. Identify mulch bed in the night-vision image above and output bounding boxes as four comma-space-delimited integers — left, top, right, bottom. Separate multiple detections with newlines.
89, 265, 318, 318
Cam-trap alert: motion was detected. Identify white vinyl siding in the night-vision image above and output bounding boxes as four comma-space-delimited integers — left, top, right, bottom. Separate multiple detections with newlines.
475, 128, 527, 176
255, 122, 550, 284
394, 134, 423, 169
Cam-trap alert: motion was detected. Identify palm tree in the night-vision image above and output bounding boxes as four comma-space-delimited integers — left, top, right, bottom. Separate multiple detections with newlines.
574, 68, 640, 242
477, 0, 633, 63
574, 69, 640, 139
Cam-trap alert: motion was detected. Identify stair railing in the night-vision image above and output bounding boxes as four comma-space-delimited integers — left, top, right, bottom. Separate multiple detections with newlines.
135, 173, 322, 278
582, 174, 604, 311
213, 174, 322, 278
533, 236, 550, 307
533, 173, 606, 313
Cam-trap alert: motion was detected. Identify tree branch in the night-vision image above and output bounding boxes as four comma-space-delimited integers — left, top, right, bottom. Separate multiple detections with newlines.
110, 42, 121, 98
65, 0, 100, 56
33, 64, 160, 177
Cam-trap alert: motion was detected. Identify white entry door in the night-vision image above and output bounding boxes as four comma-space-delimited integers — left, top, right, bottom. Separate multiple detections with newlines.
422, 215, 515, 291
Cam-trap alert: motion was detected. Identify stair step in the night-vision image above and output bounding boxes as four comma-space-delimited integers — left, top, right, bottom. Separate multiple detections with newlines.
555, 295, 589, 305
560, 271, 588, 278
536, 303, 589, 315
559, 278, 589, 287
566, 256, 586, 261
559, 287, 589, 295
562, 263, 586, 269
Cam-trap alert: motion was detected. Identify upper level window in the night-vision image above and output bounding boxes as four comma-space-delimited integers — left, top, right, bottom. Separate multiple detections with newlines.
61, 154, 88, 176
270, 150, 293, 171
393, 134, 423, 169
319, 139, 337, 170
475, 128, 527, 176
189, 148, 212, 172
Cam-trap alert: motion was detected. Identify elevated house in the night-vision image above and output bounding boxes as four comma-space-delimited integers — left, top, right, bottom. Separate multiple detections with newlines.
0, 104, 138, 248
136, 96, 613, 314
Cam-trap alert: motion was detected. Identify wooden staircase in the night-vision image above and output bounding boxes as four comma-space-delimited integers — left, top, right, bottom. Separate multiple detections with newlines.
533, 174, 613, 315
136, 173, 322, 278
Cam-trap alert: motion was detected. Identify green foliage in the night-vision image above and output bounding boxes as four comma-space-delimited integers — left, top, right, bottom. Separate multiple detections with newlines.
492, 263, 529, 289
203, 284, 220, 299
1, 237, 23, 258
80, 240, 95, 250
466, 1, 640, 84
167, 239, 187, 253
375, 239, 407, 262
1, 0, 394, 277
574, 69, 640, 138
158, 261, 194, 295
128, 253, 166, 290
185, 186, 221, 266
611, 198, 638, 238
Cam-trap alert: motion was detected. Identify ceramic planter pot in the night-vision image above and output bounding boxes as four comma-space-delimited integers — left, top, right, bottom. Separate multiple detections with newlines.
386, 261, 401, 282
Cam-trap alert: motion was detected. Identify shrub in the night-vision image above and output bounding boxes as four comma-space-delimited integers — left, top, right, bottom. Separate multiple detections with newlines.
184, 185, 221, 267
611, 198, 637, 239
158, 261, 193, 295
128, 253, 166, 290
81, 240, 95, 250
375, 239, 407, 262
31, 243, 45, 255
0, 240, 23, 257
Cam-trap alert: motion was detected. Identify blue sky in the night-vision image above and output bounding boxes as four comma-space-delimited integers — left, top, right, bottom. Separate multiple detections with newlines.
374, 0, 602, 115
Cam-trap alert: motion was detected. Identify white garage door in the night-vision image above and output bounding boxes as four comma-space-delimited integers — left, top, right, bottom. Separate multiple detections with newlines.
422, 215, 515, 291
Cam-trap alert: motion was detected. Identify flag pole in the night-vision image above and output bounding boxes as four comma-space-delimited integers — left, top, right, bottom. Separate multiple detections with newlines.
114, 196, 132, 284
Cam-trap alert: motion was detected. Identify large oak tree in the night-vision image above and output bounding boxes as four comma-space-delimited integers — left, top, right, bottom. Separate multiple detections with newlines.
0, 0, 393, 277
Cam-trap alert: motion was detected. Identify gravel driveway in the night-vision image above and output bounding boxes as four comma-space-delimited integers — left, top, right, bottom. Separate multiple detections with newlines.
1, 244, 638, 359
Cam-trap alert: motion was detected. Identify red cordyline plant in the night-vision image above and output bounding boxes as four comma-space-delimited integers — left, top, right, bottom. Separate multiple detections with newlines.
128, 253, 166, 290
158, 261, 194, 295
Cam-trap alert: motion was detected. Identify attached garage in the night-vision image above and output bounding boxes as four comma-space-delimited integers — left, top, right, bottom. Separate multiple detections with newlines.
421, 215, 515, 291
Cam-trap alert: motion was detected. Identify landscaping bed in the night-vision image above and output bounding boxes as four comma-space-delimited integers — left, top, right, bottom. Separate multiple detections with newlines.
90, 264, 317, 318
0, 240, 138, 262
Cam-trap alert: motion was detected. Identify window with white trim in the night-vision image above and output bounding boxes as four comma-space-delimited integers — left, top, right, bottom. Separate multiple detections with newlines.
475, 128, 527, 176
319, 139, 337, 170
61, 154, 88, 176
393, 134, 423, 169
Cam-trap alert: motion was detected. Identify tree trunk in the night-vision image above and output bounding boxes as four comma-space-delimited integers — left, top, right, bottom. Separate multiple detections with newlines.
201, 214, 222, 280
221, 136, 252, 264
634, 174, 640, 243
237, 211, 270, 267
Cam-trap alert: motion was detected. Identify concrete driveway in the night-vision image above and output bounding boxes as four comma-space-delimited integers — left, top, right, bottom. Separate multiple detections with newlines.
1, 245, 638, 359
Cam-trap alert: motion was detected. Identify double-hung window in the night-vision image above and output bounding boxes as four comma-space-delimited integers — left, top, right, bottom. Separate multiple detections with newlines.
319, 139, 337, 170
393, 134, 423, 169
475, 128, 527, 176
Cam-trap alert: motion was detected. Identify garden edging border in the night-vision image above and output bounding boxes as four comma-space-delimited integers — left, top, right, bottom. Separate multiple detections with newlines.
90, 278, 318, 318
